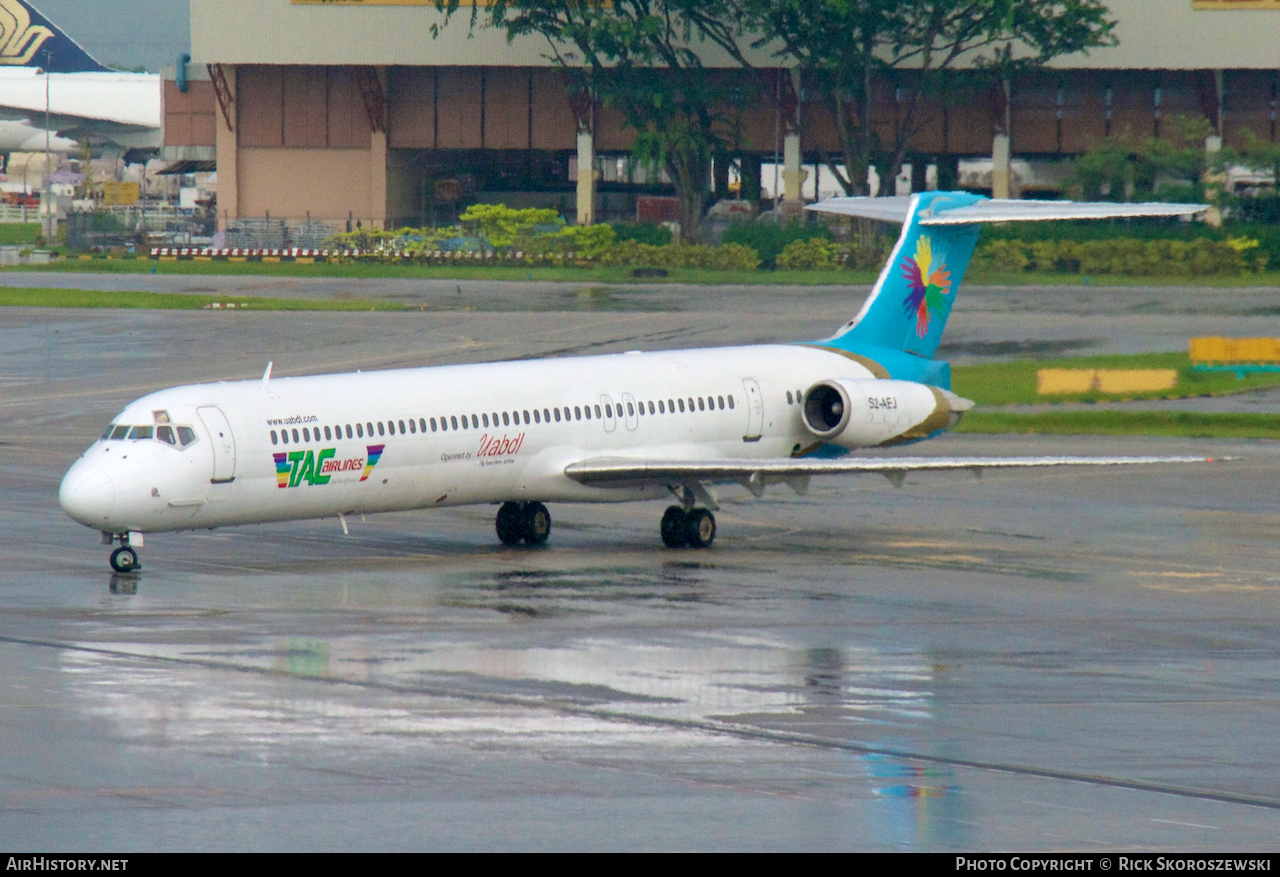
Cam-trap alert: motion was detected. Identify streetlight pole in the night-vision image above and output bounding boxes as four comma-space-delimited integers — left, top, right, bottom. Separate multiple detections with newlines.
43, 50, 52, 242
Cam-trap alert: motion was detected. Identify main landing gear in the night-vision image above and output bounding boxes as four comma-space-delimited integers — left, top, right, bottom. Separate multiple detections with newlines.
660, 505, 716, 549
495, 501, 551, 546
105, 533, 141, 572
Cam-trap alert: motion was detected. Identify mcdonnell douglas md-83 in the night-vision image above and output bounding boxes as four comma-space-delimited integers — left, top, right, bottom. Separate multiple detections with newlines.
61, 192, 1213, 572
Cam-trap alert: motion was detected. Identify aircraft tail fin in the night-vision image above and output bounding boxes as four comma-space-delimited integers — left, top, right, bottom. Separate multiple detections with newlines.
807, 192, 1208, 365
1, 1, 110, 73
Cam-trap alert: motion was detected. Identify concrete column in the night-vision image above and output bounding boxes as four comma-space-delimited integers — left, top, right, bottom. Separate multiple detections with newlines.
576, 129, 595, 226
991, 132, 1012, 199
369, 66, 389, 230
1202, 134, 1224, 227
215, 66, 238, 231
781, 131, 807, 202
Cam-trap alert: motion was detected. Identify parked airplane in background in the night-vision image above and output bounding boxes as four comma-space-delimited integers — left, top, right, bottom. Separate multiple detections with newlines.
0, 0, 161, 157
60, 192, 1213, 572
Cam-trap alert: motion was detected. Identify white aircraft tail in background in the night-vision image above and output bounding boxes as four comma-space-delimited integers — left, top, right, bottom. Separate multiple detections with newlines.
60, 192, 1215, 572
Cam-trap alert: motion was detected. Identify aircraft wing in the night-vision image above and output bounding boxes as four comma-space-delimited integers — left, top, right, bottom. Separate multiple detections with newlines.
565, 454, 1217, 492
807, 196, 1207, 225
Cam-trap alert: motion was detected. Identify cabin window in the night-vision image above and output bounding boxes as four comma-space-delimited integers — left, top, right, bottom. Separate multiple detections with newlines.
355, 424, 363, 438
446, 416, 454, 430
270, 430, 279, 445
584, 406, 591, 420
786, 391, 793, 405
177, 426, 197, 446
303, 428, 311, 442
459, 416, 468, 430
501, 412, 510, 426
322, 426, 331, 440
375, 422, 384, 437
717, 396, 725, 410
728, 396, 735, 410
592, 404, 600, 419
281, 429, 289, 445
292, 429, 300, 443
429, 417, 437, 432
408, 419, 416, 434
574, 406, 582, 421
533, 409, 541, 424
677, 399, 685, 413
520, 411, 528, 425
646, 401, 654, 415
482, 413, 490, 428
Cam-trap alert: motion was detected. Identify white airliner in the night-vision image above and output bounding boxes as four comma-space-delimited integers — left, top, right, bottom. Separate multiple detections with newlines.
60, 192, 1213, 572
0, 2, 162, 156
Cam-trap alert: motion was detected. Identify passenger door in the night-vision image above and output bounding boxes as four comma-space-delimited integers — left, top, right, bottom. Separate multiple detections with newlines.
197, 405, 237, 483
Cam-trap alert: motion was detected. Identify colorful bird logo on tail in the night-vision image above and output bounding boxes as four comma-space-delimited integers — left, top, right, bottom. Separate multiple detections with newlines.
901, 235, 952, 338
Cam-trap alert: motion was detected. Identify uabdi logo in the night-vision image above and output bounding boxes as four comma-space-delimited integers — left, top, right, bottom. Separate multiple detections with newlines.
0, 0, 54, 67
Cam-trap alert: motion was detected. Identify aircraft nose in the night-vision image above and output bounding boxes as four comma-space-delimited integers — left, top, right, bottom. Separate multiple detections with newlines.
59, 462, 115, 526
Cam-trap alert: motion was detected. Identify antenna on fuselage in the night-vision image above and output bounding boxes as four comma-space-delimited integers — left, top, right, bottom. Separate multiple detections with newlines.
261, 361, 273, 384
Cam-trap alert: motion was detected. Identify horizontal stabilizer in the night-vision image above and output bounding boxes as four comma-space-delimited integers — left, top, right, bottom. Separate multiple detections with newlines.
565, 455, 1218, 487
808, 196, 1207, 226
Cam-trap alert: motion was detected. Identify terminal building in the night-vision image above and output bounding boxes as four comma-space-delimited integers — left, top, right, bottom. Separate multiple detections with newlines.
163, 0, 1280, 233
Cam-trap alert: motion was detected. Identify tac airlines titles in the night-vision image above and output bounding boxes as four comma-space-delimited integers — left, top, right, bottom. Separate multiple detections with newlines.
442, 432, 526, 463
275, 444, 384, 488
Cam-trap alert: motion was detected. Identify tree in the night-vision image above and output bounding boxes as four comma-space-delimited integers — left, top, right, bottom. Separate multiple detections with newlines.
437, 1, 759, 241
743, 0, 1118, 195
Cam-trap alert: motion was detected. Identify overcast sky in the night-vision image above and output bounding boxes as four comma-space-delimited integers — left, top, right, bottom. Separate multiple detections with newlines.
31, 0, 190, 73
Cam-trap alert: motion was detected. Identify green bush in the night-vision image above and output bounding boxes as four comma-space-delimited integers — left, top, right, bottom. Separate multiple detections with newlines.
612, 221, 672, 246
775, 237, 836, 270
597, 240, 761, 270
976, 237, 1253, 276
722, 221, 832, 268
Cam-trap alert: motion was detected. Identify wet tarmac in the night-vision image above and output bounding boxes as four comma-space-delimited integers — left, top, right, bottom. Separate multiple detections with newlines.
3, 283, 1280, 850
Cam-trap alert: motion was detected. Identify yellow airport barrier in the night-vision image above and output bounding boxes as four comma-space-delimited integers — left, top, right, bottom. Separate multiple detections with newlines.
1094, 369, 1178, 393
1036, 369, 1097, 394
1037, 369, 1178, 395
1190, 336, 1280, 363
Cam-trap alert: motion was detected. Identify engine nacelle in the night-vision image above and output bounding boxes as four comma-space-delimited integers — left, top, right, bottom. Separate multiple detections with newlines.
801, 378, 972, 448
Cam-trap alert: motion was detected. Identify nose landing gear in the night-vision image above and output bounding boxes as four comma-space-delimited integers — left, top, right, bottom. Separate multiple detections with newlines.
105, 533, 141, 572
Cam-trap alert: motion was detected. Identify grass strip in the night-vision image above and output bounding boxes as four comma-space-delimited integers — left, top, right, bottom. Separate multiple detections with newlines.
0, 288, 404, 311
955, 411, 1280, 439
28, 257, 1280, 286
17, 259, 881, 286
951, 352, 1280, 406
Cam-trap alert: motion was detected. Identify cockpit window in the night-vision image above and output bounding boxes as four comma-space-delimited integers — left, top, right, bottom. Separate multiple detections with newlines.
102, 421, 198, 448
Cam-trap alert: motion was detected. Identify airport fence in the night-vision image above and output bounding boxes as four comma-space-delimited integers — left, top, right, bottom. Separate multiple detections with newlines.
66, 207, 215, 251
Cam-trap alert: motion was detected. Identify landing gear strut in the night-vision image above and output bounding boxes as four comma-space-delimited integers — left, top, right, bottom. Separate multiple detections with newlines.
660, 505, 716, 549
106, 534, 141, 572
495, 501, 552, 546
